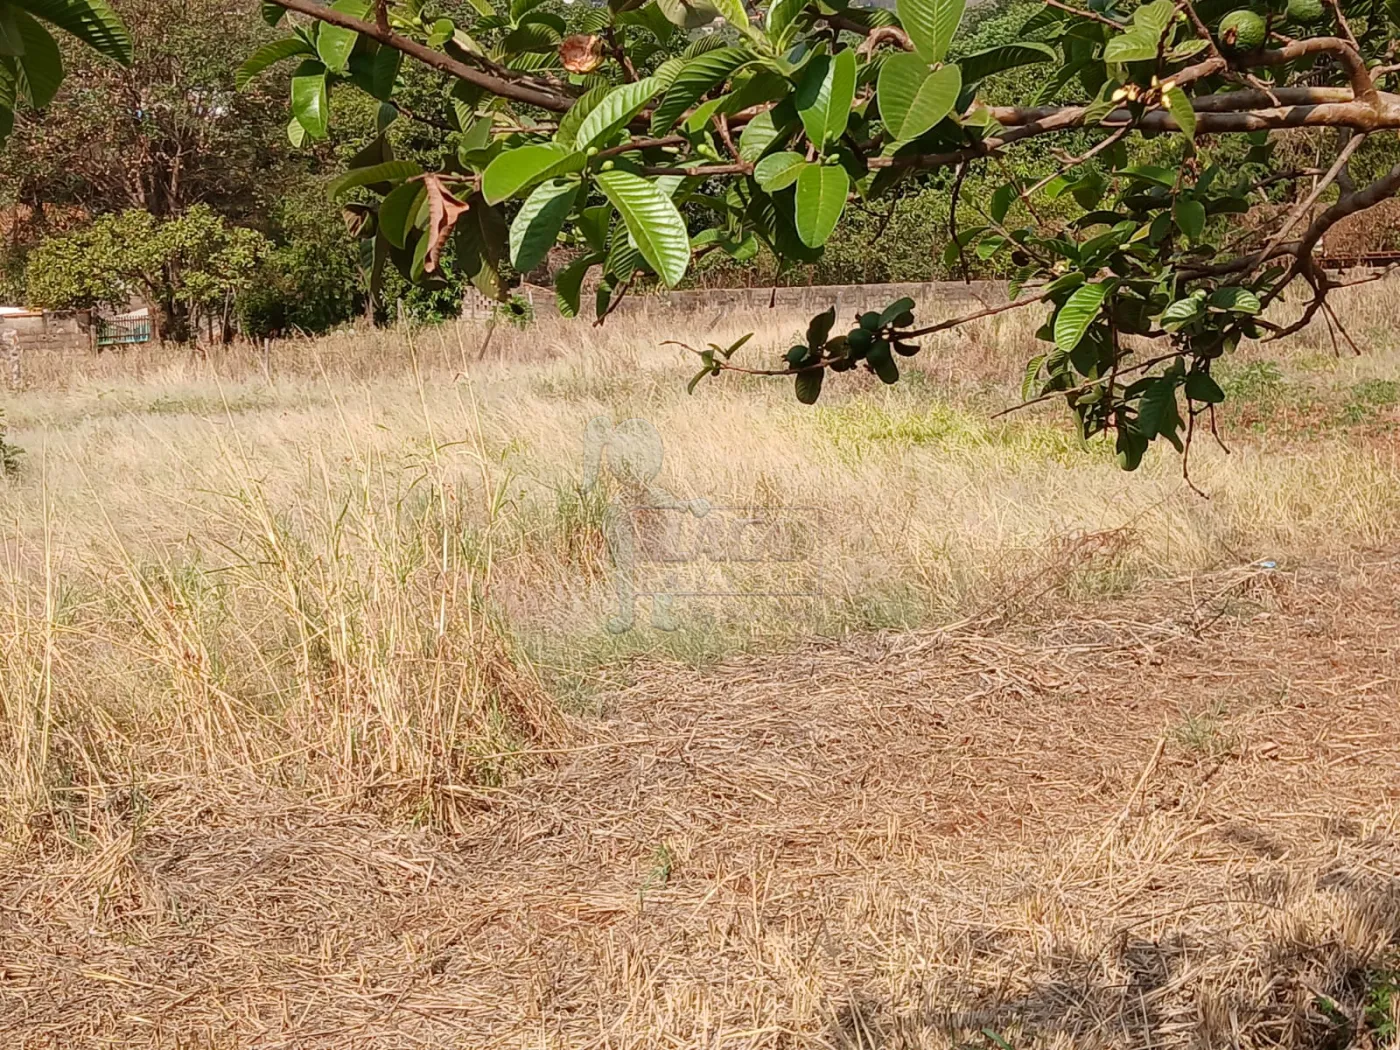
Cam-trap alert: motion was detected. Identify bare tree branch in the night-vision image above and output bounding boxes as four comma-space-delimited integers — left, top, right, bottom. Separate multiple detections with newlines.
1296, 161, 1400, 260
1257, 131, 1366, 268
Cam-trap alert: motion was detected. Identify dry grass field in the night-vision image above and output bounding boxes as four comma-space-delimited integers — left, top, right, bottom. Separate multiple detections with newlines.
2, 279, 1399, 1048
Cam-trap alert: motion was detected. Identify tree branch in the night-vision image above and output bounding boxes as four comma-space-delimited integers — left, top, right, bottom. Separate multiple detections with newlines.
901, 292, 1047, 339
675, 295, 1049, 378
864, 90, 1400, 175
1296, 161, 1400, 261
595, 135, 686, 160
991, 352, 1184, 419
602, 26, 637, 82
1179, 0, 1224, 62
1042, 0, 1127, 30
856, 24, 913, 56
1256, 131, 1365, 268
1321, 0, 1362, 54
264, 0, 576, 112
641, 162, 753, 176
1250, 35, 1378, 105
1189, 86, 1354, 110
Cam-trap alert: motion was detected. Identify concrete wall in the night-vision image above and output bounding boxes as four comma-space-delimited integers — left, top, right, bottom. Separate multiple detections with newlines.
0, 312, 93, 388
518, 279, 1016, 323
0, 311, 90, 355
623, 280, 1013, 320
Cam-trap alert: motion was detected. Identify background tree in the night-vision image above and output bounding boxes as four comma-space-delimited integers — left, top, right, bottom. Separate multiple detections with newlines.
0, 0, 133, 301
25, 204, 268, 340
238, 186, 365, 336
0, 0, 372, 327
2, 0, 296, 221
0, 0, 131, 140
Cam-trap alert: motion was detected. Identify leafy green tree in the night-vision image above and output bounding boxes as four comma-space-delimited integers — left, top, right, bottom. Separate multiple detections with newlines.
26, 204, 268, 340
0, 0, 329, 303
239, 0, 1400, 469
239, 188, 364, 336
0, 0, 132, 144
0, 0, 406, 329
0, 0, 314, 220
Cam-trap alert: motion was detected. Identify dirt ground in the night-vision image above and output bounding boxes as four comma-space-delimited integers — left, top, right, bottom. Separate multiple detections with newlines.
3, 555, 1399, 1049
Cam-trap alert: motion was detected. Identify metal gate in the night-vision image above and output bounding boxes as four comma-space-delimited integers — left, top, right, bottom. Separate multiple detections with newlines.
96, 317, 152, 347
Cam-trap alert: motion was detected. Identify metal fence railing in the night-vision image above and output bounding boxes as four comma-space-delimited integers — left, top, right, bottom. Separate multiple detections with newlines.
96, 317, 152, 348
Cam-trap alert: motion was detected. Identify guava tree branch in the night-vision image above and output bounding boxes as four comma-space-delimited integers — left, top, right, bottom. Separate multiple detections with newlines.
270, 8, 1396, 148
264, 0, 577, 112
715, 36, 1371, 135
1042, 0, 1127, 29
671, 294, 1049, 378
1256, 132, 1366, 269
642, 162, 753, 175
823, 12, 915, 55
1250, 35, 1377, 104
990, 351, 1183, 419
1163, 149, 1400, 284
1060, 97, 1400, 131
1322, 0, 1362, 54
1188, 87, 1354, 110
855, 25, 914, 56
870, 88, 1400, 175
273, 0, 1400, 361
1296, 160, 1400, 260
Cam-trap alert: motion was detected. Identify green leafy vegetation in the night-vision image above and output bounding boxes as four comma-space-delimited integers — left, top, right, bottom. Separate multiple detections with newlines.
238, 190, 366, 337
201, 0, 1400, 473
5, 0, 1400, 472
494, 290, 536, 326
0, 410, 21, 476
1364, 960, 1400, 1045
0, 0, 374, 332
25, 206, 268, 342
0, 0, 132, 145
1170, 701, 1241, 760
1341, 377, 1400, 424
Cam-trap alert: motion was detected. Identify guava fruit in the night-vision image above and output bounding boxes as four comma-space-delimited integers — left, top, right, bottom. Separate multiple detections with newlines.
1219, 10, 1267, 53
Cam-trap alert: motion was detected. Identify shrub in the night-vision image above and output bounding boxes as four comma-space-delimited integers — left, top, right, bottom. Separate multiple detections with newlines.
0, 410, 21, 477
240, 193, 365, 338
25, 206, 267, 343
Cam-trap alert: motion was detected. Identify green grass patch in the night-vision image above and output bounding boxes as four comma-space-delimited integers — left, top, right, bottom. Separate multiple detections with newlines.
1170, 701, 1241, 760
1221, 360, 1289, 406
1217, 360, 1400, 436
809, 398, 1099, 463
1340, 378, 1400, 425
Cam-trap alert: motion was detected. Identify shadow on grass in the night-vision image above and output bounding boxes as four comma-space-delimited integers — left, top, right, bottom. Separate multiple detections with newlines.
821, 860, 1400, 1049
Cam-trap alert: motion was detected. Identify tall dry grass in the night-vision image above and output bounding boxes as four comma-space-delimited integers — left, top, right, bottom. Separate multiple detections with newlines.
3, 278, 1400, 838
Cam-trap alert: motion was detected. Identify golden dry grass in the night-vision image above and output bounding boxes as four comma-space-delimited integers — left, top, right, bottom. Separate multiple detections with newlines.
2, 278, 1400, 1047
3, 561, 1398, 1048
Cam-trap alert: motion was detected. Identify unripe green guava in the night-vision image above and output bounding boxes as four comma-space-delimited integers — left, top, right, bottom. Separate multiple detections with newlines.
1286, 0, 1325, 24
1219, 9, 1267, 53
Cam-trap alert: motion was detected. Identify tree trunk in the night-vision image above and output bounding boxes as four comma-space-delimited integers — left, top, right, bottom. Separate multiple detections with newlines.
221, 291, 235, 344
157, 297, 191, 344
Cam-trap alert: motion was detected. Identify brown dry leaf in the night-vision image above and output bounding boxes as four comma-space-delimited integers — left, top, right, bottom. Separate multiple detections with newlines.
420, 173, 471, 274
559, 34, 603, 74
340, 203, 373, 239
